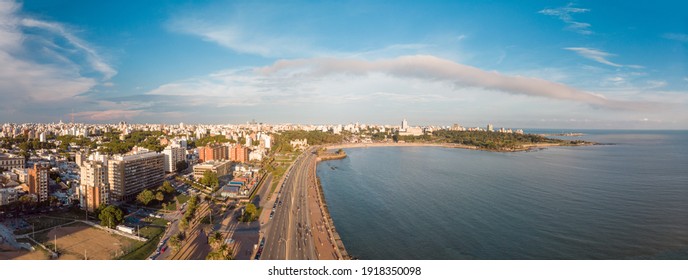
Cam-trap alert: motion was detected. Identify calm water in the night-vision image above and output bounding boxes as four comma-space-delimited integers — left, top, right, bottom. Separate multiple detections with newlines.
317, 130, 688, 259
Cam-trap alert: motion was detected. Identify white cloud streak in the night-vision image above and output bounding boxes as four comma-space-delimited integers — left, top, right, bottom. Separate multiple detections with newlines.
19, 18, 116, 80
662, 33, 688, 43
0, 0, 114, 107
539, 3, 592, 35
564, 47, 643, 69
167, 17, 318, 58
564, 47, 621, 67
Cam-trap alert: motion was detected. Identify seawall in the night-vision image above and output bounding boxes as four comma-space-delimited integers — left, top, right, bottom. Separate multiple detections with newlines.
312, 155, 350, 260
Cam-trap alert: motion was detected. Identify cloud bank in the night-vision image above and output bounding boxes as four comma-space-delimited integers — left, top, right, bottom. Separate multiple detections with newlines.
259, 55, 642, 110
148, 55, 648, 111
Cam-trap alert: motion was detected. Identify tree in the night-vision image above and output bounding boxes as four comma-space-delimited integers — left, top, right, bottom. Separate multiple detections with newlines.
136, 189, 155, 206
175, 161, 189, 173
208, 231, 223, 248
160, 181, 175, 194
218, 243, 233, 260
169, 233, 183, 252
98, 205, 124, 228
178, 218, 189, 233
201, 170, 219, 188
156, 191, 164, 202
242, 203, 257, 222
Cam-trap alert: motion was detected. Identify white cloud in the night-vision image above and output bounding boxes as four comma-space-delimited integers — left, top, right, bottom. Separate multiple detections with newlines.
0, 0, 114, 107
645, 80, 667, 89
539, 3, 592, 35
167, 16, 319, 58
19, 18, 116, 80
662, 33, 688, 43
148, 55, 650, 111
564, 47, 622, 67
564, 47, 643, 70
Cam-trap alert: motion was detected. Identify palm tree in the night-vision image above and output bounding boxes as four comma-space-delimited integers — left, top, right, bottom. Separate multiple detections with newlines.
217, 243, 233, 260
208, 231, 223, 248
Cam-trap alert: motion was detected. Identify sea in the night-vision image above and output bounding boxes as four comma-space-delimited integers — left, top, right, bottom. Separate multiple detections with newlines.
316, 130, 688, 259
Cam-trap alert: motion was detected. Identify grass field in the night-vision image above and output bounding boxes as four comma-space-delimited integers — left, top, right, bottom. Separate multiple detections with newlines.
38, 224, 141, 260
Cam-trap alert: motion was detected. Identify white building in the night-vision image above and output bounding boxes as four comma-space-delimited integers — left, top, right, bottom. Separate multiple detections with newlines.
249, 149, 263, 161
108, 149, 164, 201
0, 188, 18, 206
162, 145, 185, 173
262, 134, 271, 150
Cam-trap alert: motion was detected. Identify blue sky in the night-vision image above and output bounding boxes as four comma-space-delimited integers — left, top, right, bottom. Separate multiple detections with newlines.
1, 0, 687, 128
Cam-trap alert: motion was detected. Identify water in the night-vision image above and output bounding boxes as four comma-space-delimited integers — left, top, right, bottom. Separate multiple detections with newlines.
316, 130, 688, 259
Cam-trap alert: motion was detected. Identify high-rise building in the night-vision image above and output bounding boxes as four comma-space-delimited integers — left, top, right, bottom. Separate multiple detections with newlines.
28, 162, 50, 203
401, 118, 409, 131
487, 124, 494, 132
107, 149, 164, 201
230, 144, 248, 163
75, 152, 85, 167
80, 160, 109, 211
262, 134, 271, 150
162, 145, 186, 172
198, 144, 228, 162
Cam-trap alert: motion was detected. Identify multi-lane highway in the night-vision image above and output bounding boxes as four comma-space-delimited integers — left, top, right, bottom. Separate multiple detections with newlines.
262, 147, 319, 260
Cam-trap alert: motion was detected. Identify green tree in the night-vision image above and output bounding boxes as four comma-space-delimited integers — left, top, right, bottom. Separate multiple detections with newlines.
156, 191, 164, 202
201, 170, 219, 188
179, 218, 189, 233
242, 203, 257, 222
175, 161, 189, 173
98, 205, 124, 228
159, 181, 175, 194
136, 189, 155, 206
169, 232, 184, 252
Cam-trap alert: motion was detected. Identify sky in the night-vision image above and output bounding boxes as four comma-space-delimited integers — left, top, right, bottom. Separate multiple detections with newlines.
0, 0, 687, 129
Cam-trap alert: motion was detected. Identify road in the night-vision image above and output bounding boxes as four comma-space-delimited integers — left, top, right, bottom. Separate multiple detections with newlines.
262, 147, 319, 260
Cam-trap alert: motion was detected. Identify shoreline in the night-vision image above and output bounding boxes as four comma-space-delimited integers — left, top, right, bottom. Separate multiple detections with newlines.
323, 141, 593, 152
312, 154, 350, 259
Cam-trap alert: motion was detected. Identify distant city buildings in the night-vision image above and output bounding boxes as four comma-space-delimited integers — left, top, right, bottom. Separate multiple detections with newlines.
399, 118, 424, 136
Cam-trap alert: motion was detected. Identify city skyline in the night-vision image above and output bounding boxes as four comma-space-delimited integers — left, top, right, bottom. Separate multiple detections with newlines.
1, 0, 687, 129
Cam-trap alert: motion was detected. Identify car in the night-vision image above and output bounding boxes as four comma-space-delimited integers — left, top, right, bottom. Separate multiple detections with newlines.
161, 245, 168, 253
